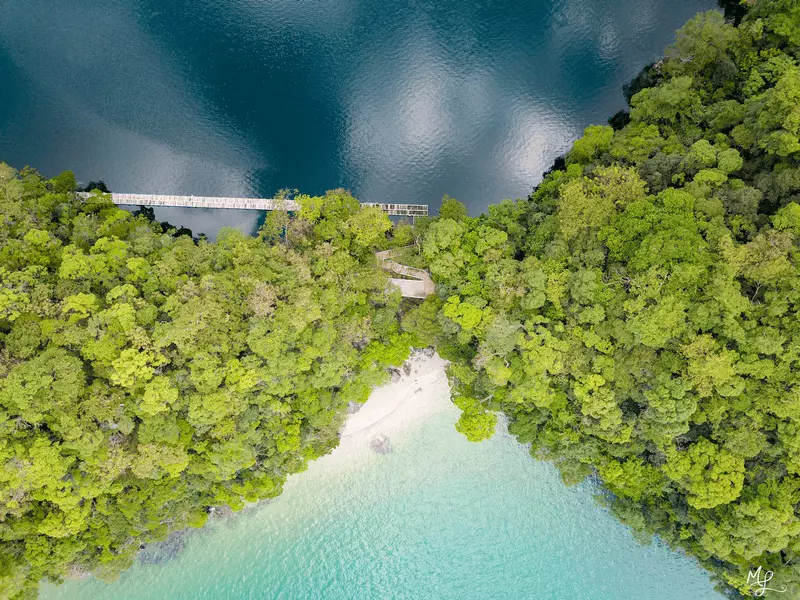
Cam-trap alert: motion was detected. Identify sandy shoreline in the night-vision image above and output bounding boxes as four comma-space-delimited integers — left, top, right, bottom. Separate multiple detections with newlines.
113, 353, 454, 571
297, 350, 453, 470
341, 351, 452, 438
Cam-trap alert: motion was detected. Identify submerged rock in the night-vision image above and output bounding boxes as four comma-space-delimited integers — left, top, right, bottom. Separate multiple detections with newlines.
370, 434, 393, 454
138, 530, 189, 565
209, 505, 236, 520
66, 564, 91, 581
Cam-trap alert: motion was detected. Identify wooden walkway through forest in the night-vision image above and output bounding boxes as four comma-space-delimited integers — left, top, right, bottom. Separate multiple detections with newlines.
77, 192, 434, 299
375, 249, 435, 299
77, 192, 428, 217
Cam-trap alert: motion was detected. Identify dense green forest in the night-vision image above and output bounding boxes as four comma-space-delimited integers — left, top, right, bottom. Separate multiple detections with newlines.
4, 0, 800, 598
416, 0, 800, 595
0, 175, 414, 598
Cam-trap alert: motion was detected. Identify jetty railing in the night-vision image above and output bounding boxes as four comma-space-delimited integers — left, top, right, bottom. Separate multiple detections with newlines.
77, 192, 428, 217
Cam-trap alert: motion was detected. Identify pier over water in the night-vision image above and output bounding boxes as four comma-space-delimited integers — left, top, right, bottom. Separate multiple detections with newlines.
78, 192, 434, 298
77, 192, 428, 218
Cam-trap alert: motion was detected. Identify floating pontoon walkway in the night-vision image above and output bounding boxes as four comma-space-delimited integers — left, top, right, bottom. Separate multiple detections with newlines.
77, 192, 428, 217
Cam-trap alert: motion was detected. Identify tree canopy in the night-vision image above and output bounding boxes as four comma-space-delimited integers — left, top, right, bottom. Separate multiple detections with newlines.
416, 1, 800, 595
0, 171, 413, 599
5, 1, 800, 598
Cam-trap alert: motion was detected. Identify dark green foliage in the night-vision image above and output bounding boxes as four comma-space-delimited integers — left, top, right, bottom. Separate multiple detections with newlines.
538, 155, 567, 182
0, 172, 412, 599
132, 205, 193, 239
623, 63, 662, 106
717, 0, 750, 26
607, 109, 631, 131
80, 180, 109, 193
420, 1, 800, 595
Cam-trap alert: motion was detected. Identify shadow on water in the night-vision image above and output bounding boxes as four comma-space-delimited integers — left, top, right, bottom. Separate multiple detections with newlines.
717, 0, 750, 25
132, 205, 196, 239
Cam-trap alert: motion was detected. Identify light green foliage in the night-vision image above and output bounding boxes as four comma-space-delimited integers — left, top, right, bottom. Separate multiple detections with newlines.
346, 206, 392, 249
685, 139, 717, 170
442, 296, 486, 331
455, 409, 497, 442
556, 177, 616, 241
717, 148, 743, 174
746, 67, 800, 156
664, 438, 745, 509
664, 11, 737, 78
556, 166, 646, 241
597, 457, 665, 502
753, 0, 800, 47
772, 201, 800, 233
0, 173, 413, 598
438, 195, 468, 221
630, 76, 702, 124
568, 125, 614, 164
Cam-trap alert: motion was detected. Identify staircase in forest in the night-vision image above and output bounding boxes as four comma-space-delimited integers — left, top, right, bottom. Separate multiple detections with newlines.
375, 248, 435, 299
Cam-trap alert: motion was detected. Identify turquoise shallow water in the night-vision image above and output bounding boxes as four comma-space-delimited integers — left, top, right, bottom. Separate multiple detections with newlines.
41, 406, 723, 600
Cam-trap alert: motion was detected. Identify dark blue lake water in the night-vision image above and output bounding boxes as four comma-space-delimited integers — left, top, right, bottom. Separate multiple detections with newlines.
2, 0, 714, 236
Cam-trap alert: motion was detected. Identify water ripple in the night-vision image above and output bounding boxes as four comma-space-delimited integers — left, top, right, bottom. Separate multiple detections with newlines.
2, 0, 716, 219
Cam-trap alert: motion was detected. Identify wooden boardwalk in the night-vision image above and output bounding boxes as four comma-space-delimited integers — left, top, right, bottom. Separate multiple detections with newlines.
77, 192, 428, 217
375, 249, 435, 299
76, 192, 434, 299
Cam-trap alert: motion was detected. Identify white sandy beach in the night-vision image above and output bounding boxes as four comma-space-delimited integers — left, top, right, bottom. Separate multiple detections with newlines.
300, 351, 454, 470
342, 351, 452, 437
